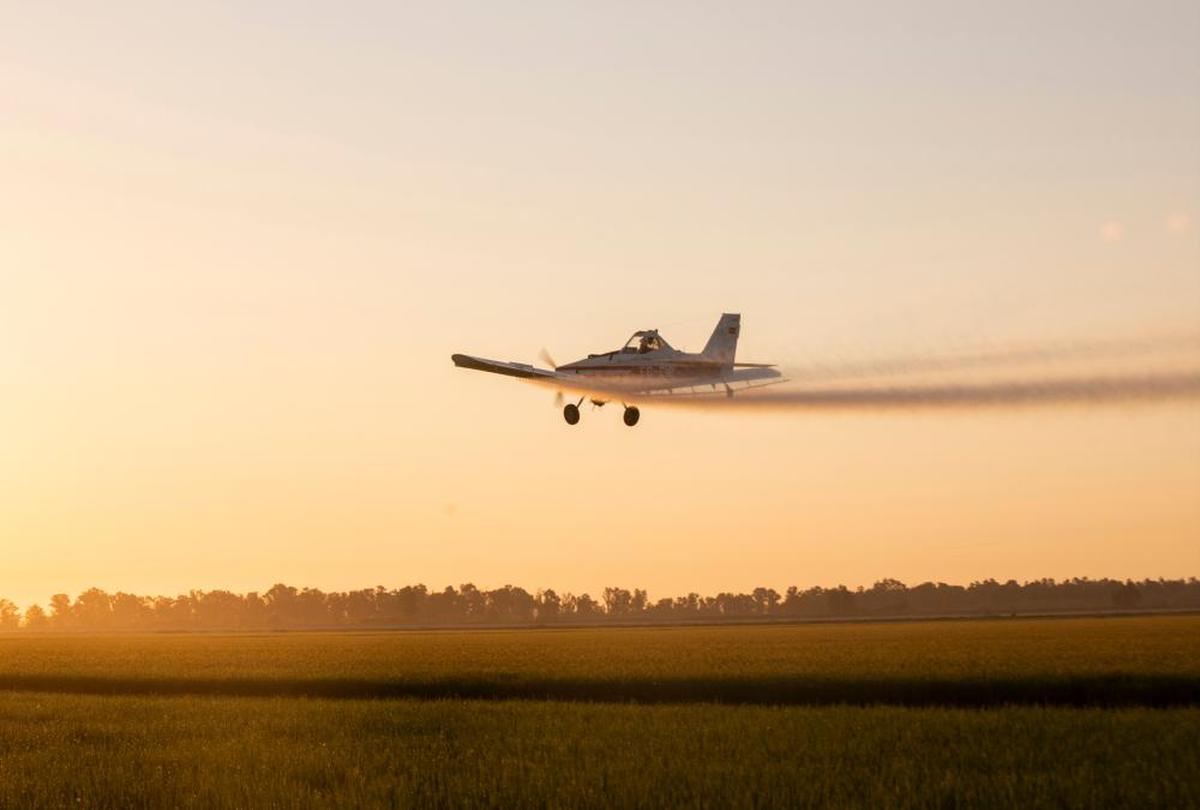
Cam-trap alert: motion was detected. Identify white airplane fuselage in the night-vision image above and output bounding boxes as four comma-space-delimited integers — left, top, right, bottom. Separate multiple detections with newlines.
557, 348, 733, 388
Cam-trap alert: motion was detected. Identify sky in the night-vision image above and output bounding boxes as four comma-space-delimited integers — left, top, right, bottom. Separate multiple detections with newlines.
2, 1, 1198, 608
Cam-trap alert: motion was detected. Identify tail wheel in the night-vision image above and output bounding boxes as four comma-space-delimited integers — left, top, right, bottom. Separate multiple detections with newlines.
623, 406, 640, 427
563, 403, 580, 425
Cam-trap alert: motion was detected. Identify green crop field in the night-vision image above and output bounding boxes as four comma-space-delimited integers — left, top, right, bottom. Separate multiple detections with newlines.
0, 615, 1197, 807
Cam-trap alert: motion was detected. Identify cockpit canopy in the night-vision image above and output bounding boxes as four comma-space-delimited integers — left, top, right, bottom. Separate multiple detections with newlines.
622, 329, 673, 354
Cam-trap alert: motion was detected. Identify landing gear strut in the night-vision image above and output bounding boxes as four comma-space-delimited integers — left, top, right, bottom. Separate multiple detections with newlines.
563, 403, 580, 425
623, 406, 640, 427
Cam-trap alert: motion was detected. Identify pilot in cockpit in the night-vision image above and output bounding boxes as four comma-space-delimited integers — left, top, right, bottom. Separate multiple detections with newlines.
637, 333, 661, 354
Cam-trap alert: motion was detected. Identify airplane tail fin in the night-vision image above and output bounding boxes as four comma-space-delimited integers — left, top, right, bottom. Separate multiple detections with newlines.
701, 313, 740, 366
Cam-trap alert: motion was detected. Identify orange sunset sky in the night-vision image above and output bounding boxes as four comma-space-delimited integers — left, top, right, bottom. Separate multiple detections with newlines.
2, 2, 1198, 609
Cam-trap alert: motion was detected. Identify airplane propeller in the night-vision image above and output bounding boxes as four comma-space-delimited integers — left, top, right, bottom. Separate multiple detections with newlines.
539, 349, 563, 408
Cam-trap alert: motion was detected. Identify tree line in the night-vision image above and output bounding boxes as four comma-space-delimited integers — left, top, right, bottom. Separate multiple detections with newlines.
1, 577, 1196, 631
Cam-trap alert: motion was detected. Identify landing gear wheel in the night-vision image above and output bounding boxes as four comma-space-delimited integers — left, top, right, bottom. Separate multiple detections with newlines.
563, 403, 580, 425
623, 406, 640, 427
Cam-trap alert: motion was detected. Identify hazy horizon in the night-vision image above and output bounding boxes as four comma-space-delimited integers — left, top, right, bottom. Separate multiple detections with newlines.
4, 573, 1195, 619
3, 1, 1198, 610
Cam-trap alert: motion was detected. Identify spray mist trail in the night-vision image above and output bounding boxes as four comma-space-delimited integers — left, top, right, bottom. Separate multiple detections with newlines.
663, 331, 1200, 413
783, 333, 1200, 386
643, 371, 1200, 412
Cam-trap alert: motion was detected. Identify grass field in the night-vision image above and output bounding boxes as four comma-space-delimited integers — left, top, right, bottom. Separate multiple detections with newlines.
0, 615, 1197, 807
2, 615, 1197, 705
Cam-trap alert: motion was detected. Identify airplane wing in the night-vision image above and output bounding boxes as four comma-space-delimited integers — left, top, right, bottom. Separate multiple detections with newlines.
451, 354, 561, 381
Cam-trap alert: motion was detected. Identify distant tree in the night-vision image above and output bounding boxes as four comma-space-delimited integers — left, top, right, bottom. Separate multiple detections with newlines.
574, 593, 599, 618
392, 584, 429, 622
459, 583, 486, 619
733, 592, 763, 616
1112, 581, 1143, 610
196, 590, 244, 629
296, 588, 330, 626
244, 592, 268, 628
537, 589, 561, 622
22, 603, 48, 630
324, 591, 349, 625
264, 583, 299, 627
425, 586, 458, 622
172, 593, 201, 629
827, 586, 857, 615
49, 593, 73, 629
74, 588, 114, 629
648, 597, 675, 619
781, 586, 826, 617
782, 586, 801, 615
752, 587, 781, 615
150, 595, 184, 629
0, 599, 19, 631
603, 587, 633, 616
11, 574, 1197, 632
485, 585, 535, 623
111, 592, 150, 629
340, 589, 375, 625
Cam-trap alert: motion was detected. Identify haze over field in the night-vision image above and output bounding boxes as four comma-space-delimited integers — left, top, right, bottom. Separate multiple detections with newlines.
2, 2, 1198, 608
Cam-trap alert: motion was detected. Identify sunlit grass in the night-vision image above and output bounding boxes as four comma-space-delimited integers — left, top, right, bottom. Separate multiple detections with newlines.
0, 615, 1196, 807
0, 694, 1195, 809
1, 615, 1196, 705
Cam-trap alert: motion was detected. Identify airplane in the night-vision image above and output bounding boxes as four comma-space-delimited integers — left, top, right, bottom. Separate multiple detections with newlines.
451, 313, 782, 426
